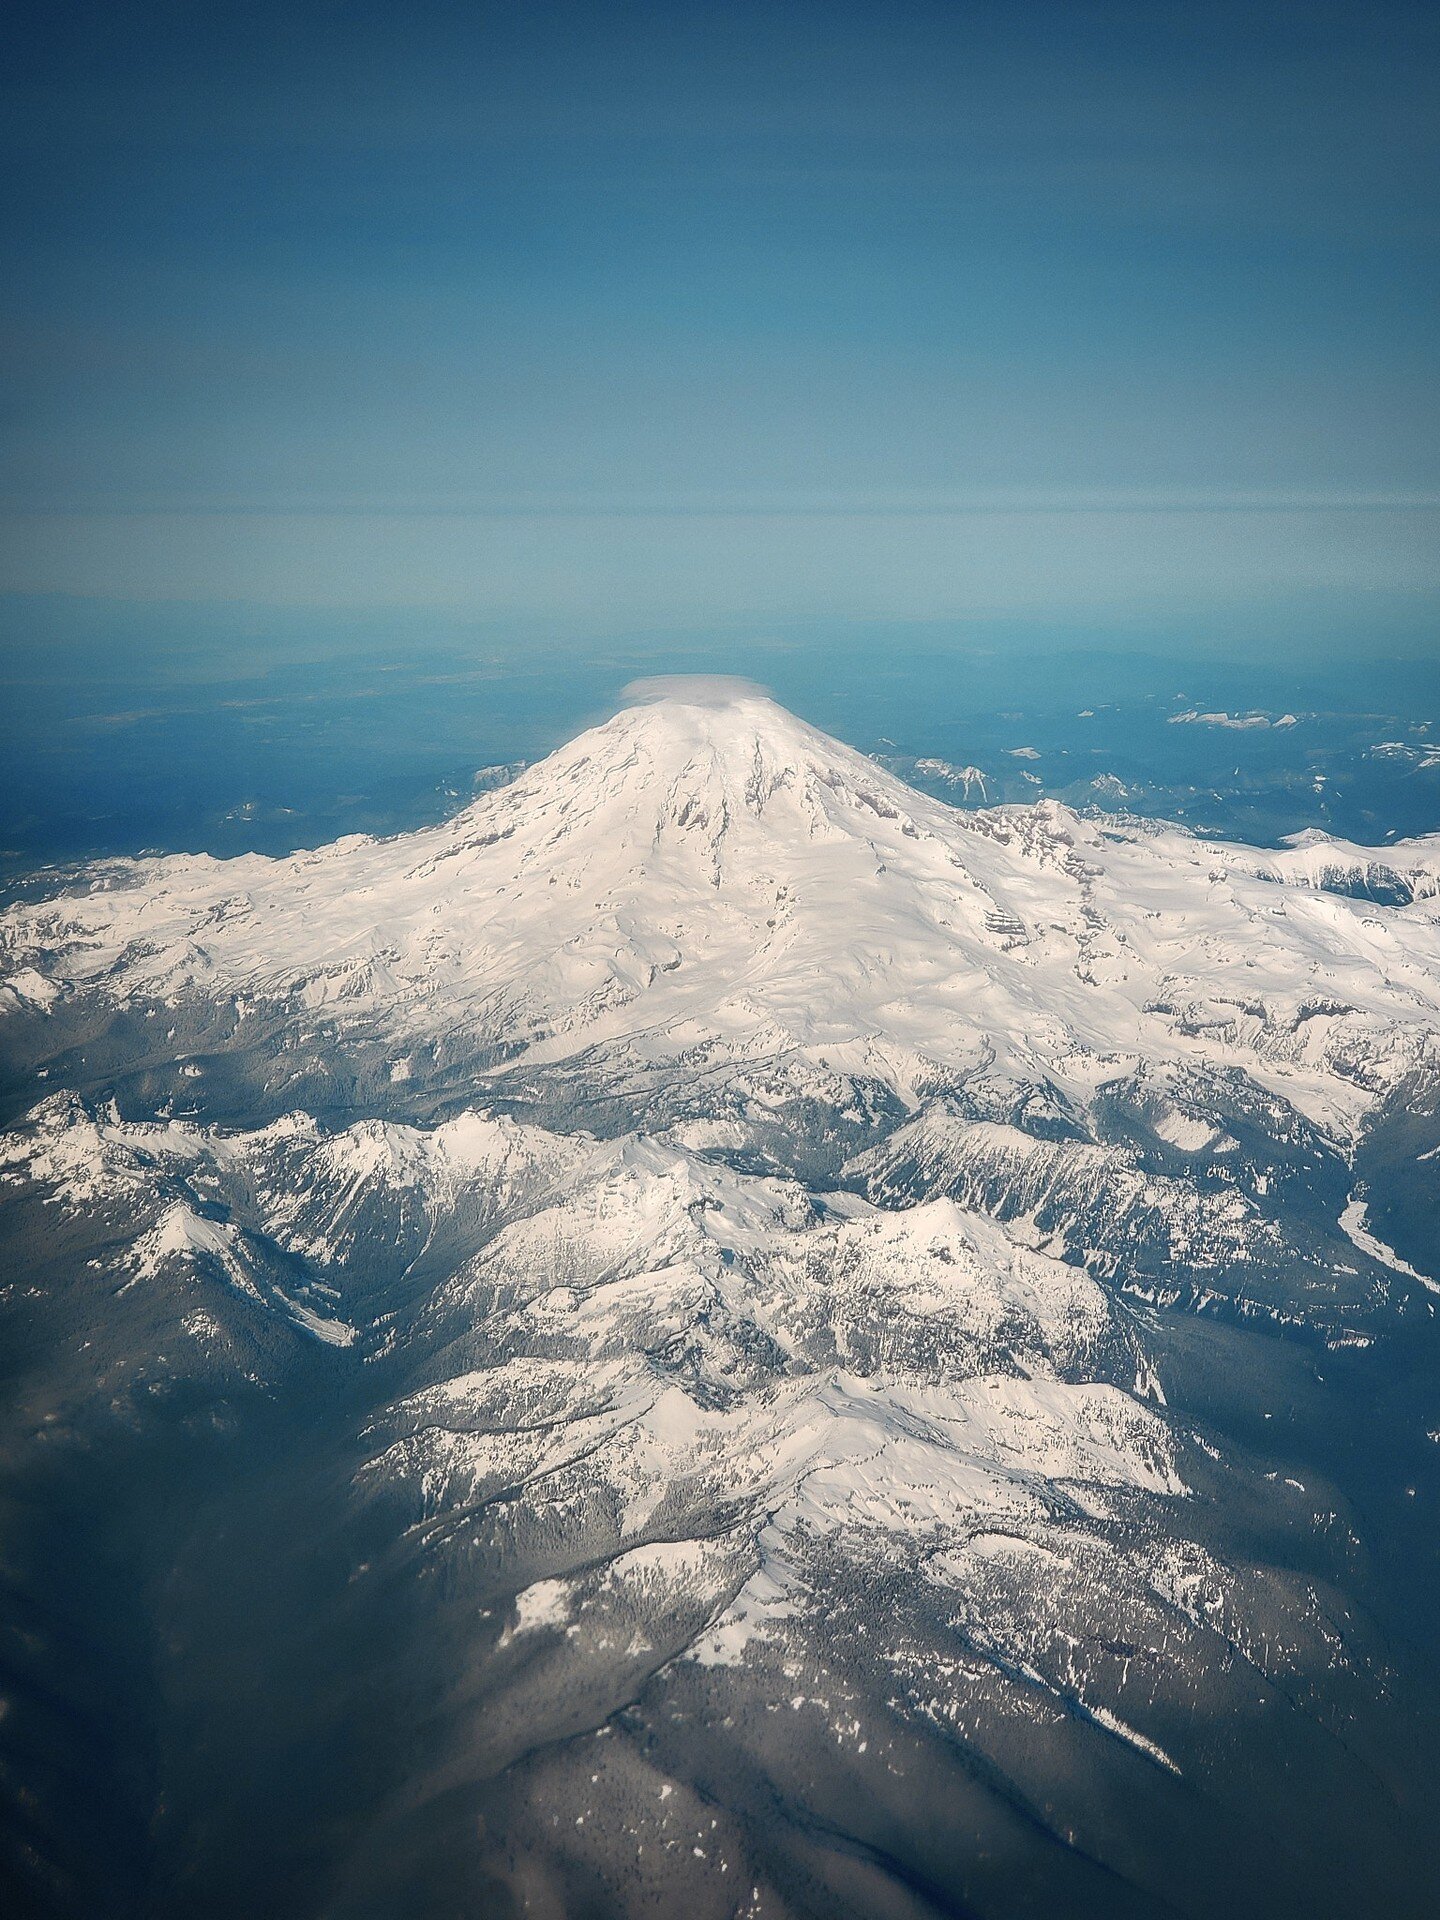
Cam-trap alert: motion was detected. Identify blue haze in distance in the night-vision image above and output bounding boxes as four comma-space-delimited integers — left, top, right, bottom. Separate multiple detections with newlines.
3, 3, 1439, 872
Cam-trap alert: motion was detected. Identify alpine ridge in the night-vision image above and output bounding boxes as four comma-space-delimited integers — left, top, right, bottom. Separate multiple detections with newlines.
5, 682, 1440, 1135
3, 682, 1440, 1919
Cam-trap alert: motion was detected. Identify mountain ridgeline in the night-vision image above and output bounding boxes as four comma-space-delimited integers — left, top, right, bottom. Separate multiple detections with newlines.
3, 685, 1440, 1918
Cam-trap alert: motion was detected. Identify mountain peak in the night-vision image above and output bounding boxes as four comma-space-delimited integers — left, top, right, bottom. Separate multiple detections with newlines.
4, 692, 1439, 1141
514, 677, 927, 836
458, 678, 931, 878
595, 677, 840, 768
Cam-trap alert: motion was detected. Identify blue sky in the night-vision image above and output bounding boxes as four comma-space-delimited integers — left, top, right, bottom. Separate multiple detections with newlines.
2, 0, 1437, 650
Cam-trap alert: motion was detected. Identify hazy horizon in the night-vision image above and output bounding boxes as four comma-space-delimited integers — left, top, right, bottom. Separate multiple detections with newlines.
4, 0, 1438, 654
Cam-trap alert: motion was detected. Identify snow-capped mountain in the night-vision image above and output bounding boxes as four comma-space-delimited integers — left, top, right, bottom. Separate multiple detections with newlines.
7, 683, 1440, 1133
3, 683, 1439, 1919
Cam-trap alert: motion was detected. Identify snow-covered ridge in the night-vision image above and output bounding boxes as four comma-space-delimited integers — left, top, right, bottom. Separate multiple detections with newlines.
5, 687, 1440, 1139
6, 1084, 1186, 1681
2, 1090, 1131, 1383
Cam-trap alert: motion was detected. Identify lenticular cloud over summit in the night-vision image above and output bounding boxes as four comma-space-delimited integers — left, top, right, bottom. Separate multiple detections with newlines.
620, 673, 775, 707
4, 690, 1440, 1917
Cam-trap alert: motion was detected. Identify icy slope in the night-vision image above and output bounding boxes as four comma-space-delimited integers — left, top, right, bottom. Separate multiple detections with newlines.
6, 686, 1440, 1136
4, 1089, 1192, 1690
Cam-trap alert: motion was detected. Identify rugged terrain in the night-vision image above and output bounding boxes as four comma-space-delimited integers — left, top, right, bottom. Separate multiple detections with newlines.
3, 684, 1440, 1918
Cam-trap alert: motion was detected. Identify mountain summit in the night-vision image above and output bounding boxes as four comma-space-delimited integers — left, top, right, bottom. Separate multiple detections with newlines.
5, 685, 1439, 1136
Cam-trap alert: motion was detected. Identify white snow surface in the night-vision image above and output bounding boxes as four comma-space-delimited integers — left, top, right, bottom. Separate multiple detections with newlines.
0, 1077, 1185, 1673
1339, 1194, 1438, 1293
5, 687, 1440, 1136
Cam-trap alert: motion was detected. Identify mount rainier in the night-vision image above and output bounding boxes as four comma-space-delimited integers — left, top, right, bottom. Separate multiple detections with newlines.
3, 682, 1440, 1919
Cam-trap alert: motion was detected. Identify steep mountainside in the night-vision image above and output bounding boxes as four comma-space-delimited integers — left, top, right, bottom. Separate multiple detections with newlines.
6, 686, 1440, 1130
3, 685, 1439, 1919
